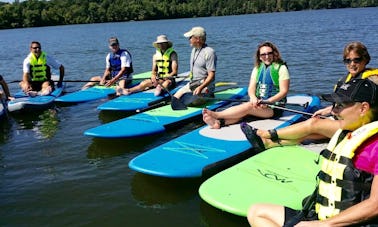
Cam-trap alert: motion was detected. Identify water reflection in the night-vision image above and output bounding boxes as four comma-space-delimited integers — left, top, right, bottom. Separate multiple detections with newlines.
11, 108, 59, 139
131, 173, 201, 207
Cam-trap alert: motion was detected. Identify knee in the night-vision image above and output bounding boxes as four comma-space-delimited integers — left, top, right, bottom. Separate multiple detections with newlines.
247, 204, 260, 225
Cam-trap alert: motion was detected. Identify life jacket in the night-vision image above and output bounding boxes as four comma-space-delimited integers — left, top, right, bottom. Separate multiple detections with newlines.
256, 62, 285, 103
29, 51, 49, 82
155, 47, 175, 78
315, 121, 378, 220
109, 49, 133, 78
334, 68, 378, 92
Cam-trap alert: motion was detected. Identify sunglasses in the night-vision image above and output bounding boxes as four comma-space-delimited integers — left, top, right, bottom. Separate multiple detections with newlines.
332, 102, 355, 110
343, 57, 362, 64
31, 46, 41, 50
260, 52, 273, 57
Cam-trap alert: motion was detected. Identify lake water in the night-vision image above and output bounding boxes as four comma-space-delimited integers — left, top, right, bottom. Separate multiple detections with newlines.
1, 7, 378, 226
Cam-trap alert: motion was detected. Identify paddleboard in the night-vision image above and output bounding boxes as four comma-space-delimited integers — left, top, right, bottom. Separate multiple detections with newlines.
7, 76, 66, 112
128, 94, 321, 178
84, 87, 248, 138
96, 72, 190, 112
198, 145, 321, 217
54, 71, 151, 103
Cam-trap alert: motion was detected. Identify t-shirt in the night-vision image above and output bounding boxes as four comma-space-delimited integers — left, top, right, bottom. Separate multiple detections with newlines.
190, 45, 217, 81
354, 133, 378, 175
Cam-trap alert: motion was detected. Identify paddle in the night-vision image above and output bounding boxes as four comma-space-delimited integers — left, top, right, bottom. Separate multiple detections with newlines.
9, 74, 192, 84
177, 94, 309, 109
260, 101, 328, 118
171, 82, 239, 110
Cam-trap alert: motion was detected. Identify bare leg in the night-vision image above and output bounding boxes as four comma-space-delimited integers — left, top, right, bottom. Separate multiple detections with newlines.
82, 76, 102, 89
247, 203, 285, 227
257, 117, 340, 147
117, 79, 153, 96
202, 102, 275, 129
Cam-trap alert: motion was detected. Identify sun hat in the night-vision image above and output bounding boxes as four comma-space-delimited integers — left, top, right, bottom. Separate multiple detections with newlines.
109, 37, 119, 45
321, 78, 378, 107
153, 35, 173, 48
184, 26, 206, 38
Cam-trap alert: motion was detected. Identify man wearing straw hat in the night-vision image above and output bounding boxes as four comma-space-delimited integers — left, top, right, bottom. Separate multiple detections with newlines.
118, 35, 178, 96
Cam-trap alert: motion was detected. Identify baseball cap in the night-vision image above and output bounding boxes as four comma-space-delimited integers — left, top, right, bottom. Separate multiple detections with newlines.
184, 26, 206, 38
109, 37, 119, 45
321, 78, 378, 106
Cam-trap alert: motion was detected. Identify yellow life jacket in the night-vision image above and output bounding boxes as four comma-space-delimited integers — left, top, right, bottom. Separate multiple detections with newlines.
334, 68, 378, 92
30, 51, 48, 82
316, 121, 378, 220
155, 47, 174, 78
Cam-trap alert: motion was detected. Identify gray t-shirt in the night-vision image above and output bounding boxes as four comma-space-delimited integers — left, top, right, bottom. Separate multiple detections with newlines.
190, 45, 217, 81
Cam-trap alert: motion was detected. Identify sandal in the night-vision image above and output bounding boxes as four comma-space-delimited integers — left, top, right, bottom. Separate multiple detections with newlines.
268, 129, 281, 143
240, 122, 266, 153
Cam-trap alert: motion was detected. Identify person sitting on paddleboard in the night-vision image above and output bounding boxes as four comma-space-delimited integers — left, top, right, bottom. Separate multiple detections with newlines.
172, 26, 217, 107
243, 41, 378, 150
82, 37, 133, 90
117, 35, 178, 96
20, 41, 65, 96
202, 41, 290, 129
0, 74, 14, 100
248, 77, 378, 227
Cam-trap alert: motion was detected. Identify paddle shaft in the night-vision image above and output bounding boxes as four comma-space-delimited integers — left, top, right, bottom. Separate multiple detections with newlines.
8, 74, 191, 84
190, 97, 308, 108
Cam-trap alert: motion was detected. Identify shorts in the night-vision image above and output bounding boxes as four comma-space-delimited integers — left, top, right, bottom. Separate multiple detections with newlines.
155, 77, 176, 90
283, 207, 318, 226
30, 80, 54, 92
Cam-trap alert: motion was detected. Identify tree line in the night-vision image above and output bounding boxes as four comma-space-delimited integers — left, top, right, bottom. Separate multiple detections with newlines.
0, 0, 377, 29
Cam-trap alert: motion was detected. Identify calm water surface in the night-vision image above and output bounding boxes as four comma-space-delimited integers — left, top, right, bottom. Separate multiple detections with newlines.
1, 7, 378, 226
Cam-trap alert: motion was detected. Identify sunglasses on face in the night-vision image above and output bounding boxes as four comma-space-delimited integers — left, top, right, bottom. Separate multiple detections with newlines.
260, 52, 273, 57
343, 57, 362, 64
31, 46, 41, 50
332, 102, 355, 110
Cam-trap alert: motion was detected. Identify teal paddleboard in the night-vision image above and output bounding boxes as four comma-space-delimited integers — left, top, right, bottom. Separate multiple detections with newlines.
199, 145, 321, 217
96, 72, 190, 112
8, 78, 66, 112
55, 71, 151, 103
128, 94, 321, 178
84, 87, 248, 138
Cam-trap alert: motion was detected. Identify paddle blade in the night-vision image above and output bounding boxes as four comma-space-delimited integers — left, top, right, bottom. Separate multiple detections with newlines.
171, 97, 187, 110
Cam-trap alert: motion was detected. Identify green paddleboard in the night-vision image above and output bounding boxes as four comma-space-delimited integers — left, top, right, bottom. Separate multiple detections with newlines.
199, 145, 321, 217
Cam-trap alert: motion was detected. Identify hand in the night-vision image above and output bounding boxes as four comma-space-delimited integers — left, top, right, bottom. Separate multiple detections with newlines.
312, 105, 333, 117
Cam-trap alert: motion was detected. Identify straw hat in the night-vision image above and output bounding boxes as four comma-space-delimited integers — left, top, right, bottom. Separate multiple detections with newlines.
153, 35, 173, 48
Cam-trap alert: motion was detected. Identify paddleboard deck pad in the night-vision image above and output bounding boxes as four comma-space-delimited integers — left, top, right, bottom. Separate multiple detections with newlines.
198, 145, 320, 217
128, 94, 321, 178
84, 87, 248, 138
54, 71, 151, 103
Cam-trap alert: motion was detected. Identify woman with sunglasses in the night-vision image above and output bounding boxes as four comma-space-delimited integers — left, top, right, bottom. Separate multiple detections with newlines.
202, 41, 290, 129
243, 41, 378, 151
247, 77, 378, 227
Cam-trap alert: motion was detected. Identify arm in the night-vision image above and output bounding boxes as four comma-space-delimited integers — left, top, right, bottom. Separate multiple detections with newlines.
0, 76, 13, 99
248, 68, 259, 106
168, 51, 178, 78
58, 65, 64, 87
193, 70, 215, 95
266, 79, 290, 103
296, 175, 378, 227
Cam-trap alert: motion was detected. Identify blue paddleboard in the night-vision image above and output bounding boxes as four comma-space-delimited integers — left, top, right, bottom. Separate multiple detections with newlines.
96, 72, 190, 112
128, 94, 321, 178
54, 71, 151, 103
198, 145, 321, 217
7, 79, 66, 112
84, 87, 248, 138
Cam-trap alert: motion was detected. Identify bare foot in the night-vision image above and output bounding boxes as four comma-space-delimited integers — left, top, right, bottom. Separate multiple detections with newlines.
203, 109, 221, 129
154, 85, 162, 96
